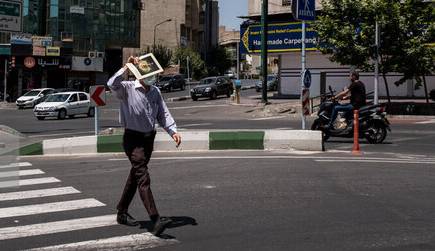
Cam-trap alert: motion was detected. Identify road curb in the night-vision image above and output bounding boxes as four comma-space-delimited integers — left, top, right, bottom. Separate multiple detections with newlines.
167, 96, 191, 102
166, 85, 255, 102
19, 130, 323, 156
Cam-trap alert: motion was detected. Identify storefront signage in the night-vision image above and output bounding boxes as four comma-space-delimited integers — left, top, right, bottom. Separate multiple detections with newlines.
70, 6, 85, 14
72, 56, 103, 72
0, 0, 22, 32
38, 58, 59, 67
240, 22, 318, 54
46, 46, 60, 56
32, 46, 46, 56
0, 44, 10, 55
32, 36, 53, 47
10, 33, 32, 45
24, 57, 36, 69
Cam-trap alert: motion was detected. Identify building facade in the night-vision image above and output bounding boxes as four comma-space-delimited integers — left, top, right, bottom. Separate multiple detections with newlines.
139, 0, 205, 51
0, 0, 141, 100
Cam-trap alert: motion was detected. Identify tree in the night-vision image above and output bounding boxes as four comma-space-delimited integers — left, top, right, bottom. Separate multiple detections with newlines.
143, 44, 173, 69
206, 46, 233, 76
173, 47, 207, 80
393, 0, 435, 103
314, 0, 434, 103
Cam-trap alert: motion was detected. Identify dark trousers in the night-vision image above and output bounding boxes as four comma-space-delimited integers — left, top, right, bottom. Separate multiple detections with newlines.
117, 129, 159, 218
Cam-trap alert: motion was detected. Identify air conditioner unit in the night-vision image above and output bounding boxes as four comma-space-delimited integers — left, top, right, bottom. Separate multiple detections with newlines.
88, 51, 96, 58
96, 52, 105, 58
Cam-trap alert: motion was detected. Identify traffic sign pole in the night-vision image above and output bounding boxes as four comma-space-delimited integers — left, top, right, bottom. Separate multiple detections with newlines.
3, 59, 7, 102
89, 85, 106, 136
301, 20, 306, 130
94, 107, 99, 135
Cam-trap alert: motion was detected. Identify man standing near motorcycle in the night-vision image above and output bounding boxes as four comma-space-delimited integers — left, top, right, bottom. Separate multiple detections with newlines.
326, 71, 366, 129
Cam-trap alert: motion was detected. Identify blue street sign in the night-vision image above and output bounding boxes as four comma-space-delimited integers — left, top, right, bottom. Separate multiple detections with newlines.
303, 69, 311, 88
292, 0, 316, 21
239, 22, 318, 55
234, 79, 242, 88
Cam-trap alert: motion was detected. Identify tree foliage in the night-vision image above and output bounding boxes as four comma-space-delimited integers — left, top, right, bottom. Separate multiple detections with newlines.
143, 44, 173, 69
173, 47, 207, 80
315, 0, 435, 102
206, 46, 233, 76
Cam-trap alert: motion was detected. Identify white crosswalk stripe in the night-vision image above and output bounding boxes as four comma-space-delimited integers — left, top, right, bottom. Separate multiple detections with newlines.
0, 177, 60, 188
26, 233, 179, 251
0, 162, 32, 169
0, 187, 80, 202
0, 162, 177, 250
0, 169, 44, 178
0, 198, 105, 219
0, 215, 117, 241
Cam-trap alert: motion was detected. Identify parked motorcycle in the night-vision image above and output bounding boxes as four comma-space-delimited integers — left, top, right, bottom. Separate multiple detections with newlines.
311, 86, 391, 144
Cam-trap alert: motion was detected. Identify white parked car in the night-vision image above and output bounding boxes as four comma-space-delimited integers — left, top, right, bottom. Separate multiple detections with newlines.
16, 88, 55, 108
33, 92, 95, 120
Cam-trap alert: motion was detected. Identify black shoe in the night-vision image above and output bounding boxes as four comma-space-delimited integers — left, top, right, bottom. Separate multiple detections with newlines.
117, 212, 139, 226
151, 217, 172, 236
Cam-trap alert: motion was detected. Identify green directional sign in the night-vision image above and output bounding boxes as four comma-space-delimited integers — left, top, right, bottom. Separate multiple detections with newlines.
0, 1, 22, 32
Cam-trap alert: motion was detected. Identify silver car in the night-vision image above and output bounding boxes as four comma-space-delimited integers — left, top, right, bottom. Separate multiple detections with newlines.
33, 92, 95, 120
16, 88, 55, 108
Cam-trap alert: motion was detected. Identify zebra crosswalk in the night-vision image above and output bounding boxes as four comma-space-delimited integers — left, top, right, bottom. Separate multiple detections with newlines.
0, 161, 178, 250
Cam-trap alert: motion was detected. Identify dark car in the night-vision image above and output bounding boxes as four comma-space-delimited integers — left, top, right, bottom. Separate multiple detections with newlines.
155, 75, 186, 92
190, 76, 234, 101
255, 75, 278, 92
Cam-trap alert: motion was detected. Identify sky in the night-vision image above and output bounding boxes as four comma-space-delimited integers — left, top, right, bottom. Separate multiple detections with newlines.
218, 0, 248, 30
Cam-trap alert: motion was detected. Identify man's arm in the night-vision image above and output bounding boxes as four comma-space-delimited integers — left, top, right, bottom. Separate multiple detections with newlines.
335, 87, 350, 100
107, 56, 138, 100
156, 91, 181, 146
107, 66, 128, 99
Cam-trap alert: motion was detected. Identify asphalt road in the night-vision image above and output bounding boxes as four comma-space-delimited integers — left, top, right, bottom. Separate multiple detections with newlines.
2, 151, 435, 250
1, 87, 435, 155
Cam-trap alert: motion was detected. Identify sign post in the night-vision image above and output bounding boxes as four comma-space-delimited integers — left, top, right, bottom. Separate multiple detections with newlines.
90, 85, 106, 135
3, 59, 7, 102
292, 0, 315, 129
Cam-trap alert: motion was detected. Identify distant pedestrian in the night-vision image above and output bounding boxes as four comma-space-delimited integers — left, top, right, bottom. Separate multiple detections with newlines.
107, 56, 182, 236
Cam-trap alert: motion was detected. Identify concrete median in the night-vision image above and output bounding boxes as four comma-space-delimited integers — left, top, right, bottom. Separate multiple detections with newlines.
19, 130, 323, 156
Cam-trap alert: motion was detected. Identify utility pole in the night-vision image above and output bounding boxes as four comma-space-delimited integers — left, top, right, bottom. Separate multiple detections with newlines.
374, 21, 379, 105
186, 56, 190, 83
300, 20, 306, 129
260, 0, 268, 103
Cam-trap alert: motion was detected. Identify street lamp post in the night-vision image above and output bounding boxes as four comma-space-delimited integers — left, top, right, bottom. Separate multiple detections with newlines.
153, 19, 172, 47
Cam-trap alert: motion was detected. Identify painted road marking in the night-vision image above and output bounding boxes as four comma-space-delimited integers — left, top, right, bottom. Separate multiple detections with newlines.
109, 156, 435, 162
315, 159, 435, 165
179, 123, 213, 128
0, 198, 105, 219
0, 169, 44, 178
0, 177, 60, 188
168, 104, 229, 110
0, 162, 32, 169
0, 214, 116, 241
0, 187, 80, 202
415, 119, 435, 124
249, 116, 288, 121
26, 233, 179, 251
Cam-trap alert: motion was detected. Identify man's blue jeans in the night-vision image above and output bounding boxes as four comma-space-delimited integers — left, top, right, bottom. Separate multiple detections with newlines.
329, 103, 354, 127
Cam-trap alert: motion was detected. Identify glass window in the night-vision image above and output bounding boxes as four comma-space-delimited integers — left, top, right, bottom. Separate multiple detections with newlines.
69, 94, 78, 102
79, 93, 88, 101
